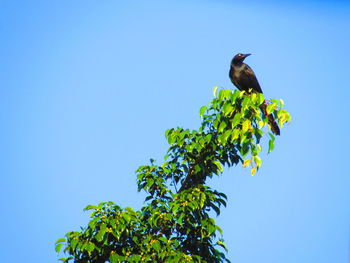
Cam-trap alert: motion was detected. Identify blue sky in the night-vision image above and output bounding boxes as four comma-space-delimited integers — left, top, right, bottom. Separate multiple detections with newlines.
1, 1, 350, 262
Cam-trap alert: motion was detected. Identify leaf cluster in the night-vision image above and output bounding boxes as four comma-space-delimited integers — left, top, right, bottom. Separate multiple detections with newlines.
56, 88, 291, 262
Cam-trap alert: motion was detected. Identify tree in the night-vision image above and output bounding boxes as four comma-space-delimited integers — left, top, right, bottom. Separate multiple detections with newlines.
56, 87, 291, 262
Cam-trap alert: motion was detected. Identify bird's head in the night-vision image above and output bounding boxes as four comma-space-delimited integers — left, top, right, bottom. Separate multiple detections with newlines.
231, 53, 251, 65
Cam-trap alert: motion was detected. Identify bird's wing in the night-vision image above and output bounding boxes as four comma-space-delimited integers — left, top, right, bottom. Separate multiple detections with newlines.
239, 65, 263, 93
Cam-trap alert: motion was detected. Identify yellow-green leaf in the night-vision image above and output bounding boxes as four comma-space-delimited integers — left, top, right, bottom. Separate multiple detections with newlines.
242, 120, 251, 133
213, 86, 219, 97
257, 93, 265, 105
266, 104, 276, 114
55, 238, 66, 244
253, 156, 262, 168
279, 99, 284, 107
242, 159, 251, 167
218, 89, 231, 100
218, 121, 227, 133
213, 161, 223, 173
258, 120, 265, 128
223, 103, 234, 116
251, 167, 257, 176
231, 129, 240, 142
199, 106, 207, 117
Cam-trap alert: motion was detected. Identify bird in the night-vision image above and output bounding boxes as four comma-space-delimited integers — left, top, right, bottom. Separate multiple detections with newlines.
229, 53, 280, 135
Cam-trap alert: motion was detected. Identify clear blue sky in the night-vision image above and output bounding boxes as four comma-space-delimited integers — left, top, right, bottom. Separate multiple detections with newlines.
1, 1, 349, 262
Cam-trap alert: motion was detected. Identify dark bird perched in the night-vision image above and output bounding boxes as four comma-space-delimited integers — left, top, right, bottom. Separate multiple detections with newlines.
229, 53, 280, 135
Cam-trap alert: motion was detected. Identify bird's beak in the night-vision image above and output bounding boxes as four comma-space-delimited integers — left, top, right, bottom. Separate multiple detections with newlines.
244, 53, 251, 58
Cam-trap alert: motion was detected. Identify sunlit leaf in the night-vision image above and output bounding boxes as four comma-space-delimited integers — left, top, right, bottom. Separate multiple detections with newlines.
199, 106, 207, 117
231, 129, 240, 142
257, 93, 265, 105
205, 134, 212, 142
223, 130, 231, 142
84, 205, 98, 211
279, 99, 284, 107
253, 156, 262, 168
258, 120, 265, 128
217, 240, 228, 252
242, 159, 251, 167
231, 113, 241, 127
218, 89, 230, 100
223, 103, 233, 116
55, 238, 66, 244
251, 167, 257, 176
55, 243, 63, 253
213, 161, 223, 173
218, 121, 227, 133
242, 120, 251, 133
250, 93, 257, 103
213, 86, 219, 97
266, 103, 276, 114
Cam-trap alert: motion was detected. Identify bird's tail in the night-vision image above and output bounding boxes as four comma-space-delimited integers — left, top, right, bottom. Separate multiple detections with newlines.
260, 102, 280, 136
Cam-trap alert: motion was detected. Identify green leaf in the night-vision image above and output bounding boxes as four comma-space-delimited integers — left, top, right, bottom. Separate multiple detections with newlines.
95, 224, 107, 242
231, 113, 241, 127
218, 121, 227, 133
268, 139, 275, 153
218, 89, 231, 100
122, 213, 131, 223
110, 253, 124, 263
250, 93, 257, 103
199, 105, 207, 117
213, 86, 219, 97
253, 155, 262, 168
152, 240, 161, 251
241, 95, 250, 110
88, 218, 98, 229
271, 99, 279, 105
213, 161, 223, 173
257, 93, 265, 105
217, 240, 228, 252
222, 130, 231, 142
242, 120, 251, 133
55, 243, 63, 253
279, 99, 284, 107
84, 205, 98, 211
130, 254, 141, 261
205, 134, 212, 142
240, 141, 250, 157
176, 213, 185, 225
59, 257, 73, 263
266, 103, 276, 114
86, 242, 95, 253
171, 203, 180, 213
231, 129, 240, 142
146, 178, 155, 188
165, 128, 173, 138
222, 103, 233, 116
55, 238, 66, 244
213, 118, 219, 129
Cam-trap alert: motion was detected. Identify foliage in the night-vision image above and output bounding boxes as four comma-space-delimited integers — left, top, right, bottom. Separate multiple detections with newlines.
56, 88, 291, 262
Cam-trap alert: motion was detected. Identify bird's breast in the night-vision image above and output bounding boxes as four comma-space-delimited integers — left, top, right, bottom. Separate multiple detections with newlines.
232, 65, 244, 80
